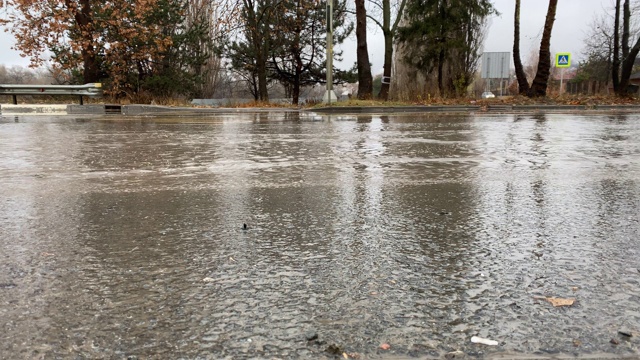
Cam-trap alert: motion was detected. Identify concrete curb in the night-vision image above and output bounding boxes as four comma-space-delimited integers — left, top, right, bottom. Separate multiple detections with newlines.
309, 105, 483, 114
311, 104, 640, 114
0, 104, 69, 115
2, 103, 640, 116
120, 105, 299, 116
67, 104, 107, 115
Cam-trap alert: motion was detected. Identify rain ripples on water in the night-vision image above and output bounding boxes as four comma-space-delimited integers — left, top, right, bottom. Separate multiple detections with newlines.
1, 112, 639, 359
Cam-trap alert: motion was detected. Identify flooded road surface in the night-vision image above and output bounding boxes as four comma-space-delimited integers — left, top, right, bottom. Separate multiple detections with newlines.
1, 112, 639, 359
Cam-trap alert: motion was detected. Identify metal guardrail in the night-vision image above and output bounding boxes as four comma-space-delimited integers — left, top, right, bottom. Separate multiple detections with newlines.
0, 83, 103, 105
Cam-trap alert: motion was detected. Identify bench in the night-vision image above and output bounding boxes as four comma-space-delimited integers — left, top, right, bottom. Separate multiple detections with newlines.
0, 83, 103, 105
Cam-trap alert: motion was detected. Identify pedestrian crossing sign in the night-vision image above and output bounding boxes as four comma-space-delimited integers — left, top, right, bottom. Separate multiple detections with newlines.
556, 53, 571, 68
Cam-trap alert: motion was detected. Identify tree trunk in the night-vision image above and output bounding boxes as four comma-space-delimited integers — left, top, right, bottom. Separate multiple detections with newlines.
378, 34, 393, 100
528, 0, 558, 97
622, 0, 630, 58
437, 48, 445, 97
375, 0, 406, 100
257, 55, 269, 101
436, 1, 447, 97
377, 0, 392, 100
245, 0, 270, 101
612, 0, 621, 92
376, 34, 393, 100
252, 75, 259, 100
355, 0, 372, 99
74, 0, 99, 83
292, 73, 300, 105
513, 0, 529, 95
293, 50, 302, 105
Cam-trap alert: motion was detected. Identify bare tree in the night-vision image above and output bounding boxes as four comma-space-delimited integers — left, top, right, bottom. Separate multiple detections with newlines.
0, 65, 51, 84
580, 13, 615, 91
580, 1, 640, 96
359, 0, 407, 100
186, 0, 240, 98
617, 0, 640, 95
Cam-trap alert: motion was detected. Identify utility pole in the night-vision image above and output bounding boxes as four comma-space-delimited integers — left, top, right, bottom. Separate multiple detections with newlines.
323, 0, 337, 104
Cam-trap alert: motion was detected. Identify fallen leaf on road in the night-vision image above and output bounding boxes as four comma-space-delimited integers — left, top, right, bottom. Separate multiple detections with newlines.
380, 343, 391, 350
546, 297, 575, 307
573, 339, 582, 347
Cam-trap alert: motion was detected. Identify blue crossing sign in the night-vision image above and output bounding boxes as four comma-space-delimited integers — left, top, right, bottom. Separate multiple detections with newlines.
555, 53, 571, 68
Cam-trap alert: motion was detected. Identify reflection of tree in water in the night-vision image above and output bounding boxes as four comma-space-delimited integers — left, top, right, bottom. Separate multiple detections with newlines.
0, 185, 88, 358
590, 114, 639, 250
360, 113, 480, 348
466, 113, 564, 351
0, 119, 109, 357
317, 115, 391, 345
600, 114, 631, 159
73, 189, 225, 355
529, 114, 549, 169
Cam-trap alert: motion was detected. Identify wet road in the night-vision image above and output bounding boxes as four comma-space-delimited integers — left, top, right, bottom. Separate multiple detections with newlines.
1, 112, 639, 359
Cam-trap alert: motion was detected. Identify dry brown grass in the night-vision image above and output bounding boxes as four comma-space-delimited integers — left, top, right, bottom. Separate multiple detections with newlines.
469, 94, 639, 106
309, 94, 640, 108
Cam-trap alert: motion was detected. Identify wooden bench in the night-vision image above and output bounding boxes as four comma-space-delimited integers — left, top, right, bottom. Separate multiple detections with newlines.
0, 83, 103, 105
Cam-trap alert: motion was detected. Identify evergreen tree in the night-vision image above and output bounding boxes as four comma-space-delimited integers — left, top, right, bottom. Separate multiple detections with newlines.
143, 0, 213, 98
269, 0, 352, 104
398, 0, 494, 97
226, 0, 276, 101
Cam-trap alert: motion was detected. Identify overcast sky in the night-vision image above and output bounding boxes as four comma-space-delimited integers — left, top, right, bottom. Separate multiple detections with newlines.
0, 0, 612, 73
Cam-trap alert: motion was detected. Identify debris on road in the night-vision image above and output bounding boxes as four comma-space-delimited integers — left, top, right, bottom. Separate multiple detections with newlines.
471, 336, 499, 346
544, 297, 575, 307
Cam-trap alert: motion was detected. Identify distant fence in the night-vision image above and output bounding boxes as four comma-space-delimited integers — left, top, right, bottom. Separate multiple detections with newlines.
563, 81, 610, 95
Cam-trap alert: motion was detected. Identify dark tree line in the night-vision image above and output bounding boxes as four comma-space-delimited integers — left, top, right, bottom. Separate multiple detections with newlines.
8, 0, 638, 101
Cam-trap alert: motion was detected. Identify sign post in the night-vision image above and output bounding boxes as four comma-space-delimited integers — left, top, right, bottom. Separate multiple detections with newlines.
555, 53, 571, 94
480, 52, 510, 97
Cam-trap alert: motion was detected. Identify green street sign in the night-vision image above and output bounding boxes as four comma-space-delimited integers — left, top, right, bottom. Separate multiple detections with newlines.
556, 53, 571, 68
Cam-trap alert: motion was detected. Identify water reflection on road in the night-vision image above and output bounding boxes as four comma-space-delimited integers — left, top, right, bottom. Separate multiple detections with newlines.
1, 112, 639, 359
